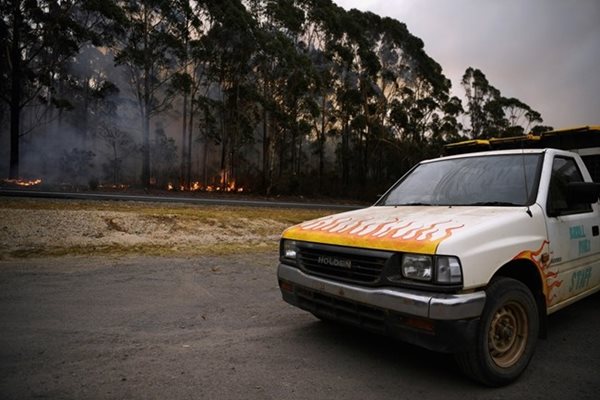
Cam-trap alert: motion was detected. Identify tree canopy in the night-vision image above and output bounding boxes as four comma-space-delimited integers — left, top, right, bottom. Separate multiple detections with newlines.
0, 0, 551, 199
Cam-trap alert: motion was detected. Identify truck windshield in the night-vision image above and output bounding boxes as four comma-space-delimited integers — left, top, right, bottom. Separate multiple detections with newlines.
378, 154, 544, 207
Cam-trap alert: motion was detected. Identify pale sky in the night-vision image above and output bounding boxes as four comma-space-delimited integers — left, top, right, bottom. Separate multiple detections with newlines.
333, 0, 600, 129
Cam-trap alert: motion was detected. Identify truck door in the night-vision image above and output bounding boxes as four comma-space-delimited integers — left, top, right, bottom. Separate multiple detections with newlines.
544, 154, 600, 310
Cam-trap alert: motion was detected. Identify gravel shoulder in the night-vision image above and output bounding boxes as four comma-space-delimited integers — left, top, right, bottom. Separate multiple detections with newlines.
0, 198, 332, 259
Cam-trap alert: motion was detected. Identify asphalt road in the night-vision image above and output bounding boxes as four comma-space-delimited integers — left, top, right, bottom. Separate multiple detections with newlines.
0, 189, 361, 210
0, 254, 598, 399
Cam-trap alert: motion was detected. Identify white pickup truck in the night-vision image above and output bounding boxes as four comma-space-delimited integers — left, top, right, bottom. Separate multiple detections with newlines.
277, 147, 600, 386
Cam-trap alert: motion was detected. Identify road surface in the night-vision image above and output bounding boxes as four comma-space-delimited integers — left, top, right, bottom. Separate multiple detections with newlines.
0, 254, 598, 399
0, 188, 361, 210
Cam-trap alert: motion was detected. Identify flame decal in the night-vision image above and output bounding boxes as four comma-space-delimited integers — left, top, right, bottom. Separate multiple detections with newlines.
434, 225, 465, 243
513, 240, 562, 303
285, 214, 465, 254
548, 281, 562, 290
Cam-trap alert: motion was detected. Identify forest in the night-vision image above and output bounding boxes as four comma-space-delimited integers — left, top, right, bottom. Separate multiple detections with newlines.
1, 0, 553, 199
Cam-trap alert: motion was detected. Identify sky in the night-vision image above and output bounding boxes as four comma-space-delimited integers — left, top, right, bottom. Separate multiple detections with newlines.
333, 0, 600, 130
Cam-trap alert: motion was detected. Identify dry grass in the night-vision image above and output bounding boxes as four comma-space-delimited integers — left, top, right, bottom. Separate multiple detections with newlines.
0, 198, 335, 259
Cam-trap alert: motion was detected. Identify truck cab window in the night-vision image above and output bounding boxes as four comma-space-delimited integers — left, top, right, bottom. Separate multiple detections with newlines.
547, 157, 591, 216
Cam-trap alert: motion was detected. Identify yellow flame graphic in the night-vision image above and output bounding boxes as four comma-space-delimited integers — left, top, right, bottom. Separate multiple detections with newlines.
284, 215, 464, 254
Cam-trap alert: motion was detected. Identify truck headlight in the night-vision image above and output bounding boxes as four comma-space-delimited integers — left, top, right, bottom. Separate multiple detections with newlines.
391, 253, 463, 285
401, 254, 433, 281
436, 256, 462, 284
280, 240, 298, 265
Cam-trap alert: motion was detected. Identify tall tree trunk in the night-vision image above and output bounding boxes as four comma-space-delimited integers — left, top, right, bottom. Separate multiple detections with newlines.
262, 106, 270, 193
342, 117, 349, 190
296, 134, 302, 177
319, 95, 326, 190
186, 96, 194, 188
363, 130, 369, 186
112, 142, 118, 185
9, 3, 22, 179
290, 109, 297, 179
142, 106, 150, 187
278, 131, 285, 179
82, 82, 90, 145
262, 79, 270, 193
202, 105, 209, 186
202, 139, 208, 186
230, 84, 241, 188
180, 90, 188, 188
219, 105, 227, 188
141, 7, 151, 188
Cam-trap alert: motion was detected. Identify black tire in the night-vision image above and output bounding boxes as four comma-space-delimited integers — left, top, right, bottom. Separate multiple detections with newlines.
455, 277, 539, 386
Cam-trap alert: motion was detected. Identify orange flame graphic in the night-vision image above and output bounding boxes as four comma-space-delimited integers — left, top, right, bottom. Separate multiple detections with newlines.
513, 240, 562, 303
288, 215, 465, 254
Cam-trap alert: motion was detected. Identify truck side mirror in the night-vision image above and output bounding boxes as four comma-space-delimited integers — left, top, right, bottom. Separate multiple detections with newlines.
566, 182, 600, 206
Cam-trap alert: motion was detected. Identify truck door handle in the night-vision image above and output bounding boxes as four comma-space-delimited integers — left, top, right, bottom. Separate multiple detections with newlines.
593, 226, 599, 237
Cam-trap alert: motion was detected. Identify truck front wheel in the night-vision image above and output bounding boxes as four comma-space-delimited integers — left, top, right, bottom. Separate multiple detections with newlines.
455, 277, 539, 386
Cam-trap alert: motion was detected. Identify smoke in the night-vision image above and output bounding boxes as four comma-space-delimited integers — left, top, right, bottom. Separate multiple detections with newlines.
0, 7, 350, 194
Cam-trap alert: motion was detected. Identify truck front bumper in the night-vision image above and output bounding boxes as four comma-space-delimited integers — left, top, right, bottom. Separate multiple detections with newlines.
278, 263, 486, 353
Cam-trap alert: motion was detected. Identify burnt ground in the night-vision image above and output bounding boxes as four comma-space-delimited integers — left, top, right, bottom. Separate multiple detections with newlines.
1, 254, 599, 400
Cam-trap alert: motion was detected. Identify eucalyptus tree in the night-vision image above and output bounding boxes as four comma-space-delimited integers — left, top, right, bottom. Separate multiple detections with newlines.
437, 95, 464, 142
249, 0, 301, 192
377, 16, 453, 150
322, 9, 363, 190
347, 10, 387, 188
114, 0, 181, 188
169, 0, 206, 189
306, 48, 337, 190
298, 0, 342, 189
202, 0, 259, 189
63, 46, 120, 146
249, 0, 324, 194
1, 0, 120, 179
249, 24, 284, 193
461, 67, 501, 138
98, 123, 132, 185
327, 8, 452, 189
497, 97, 543, 136
462, 67, 545, 138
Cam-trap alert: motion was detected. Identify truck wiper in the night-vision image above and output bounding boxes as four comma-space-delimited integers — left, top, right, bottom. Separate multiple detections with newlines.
463, 201, 521, 206
393, 202, 434, 206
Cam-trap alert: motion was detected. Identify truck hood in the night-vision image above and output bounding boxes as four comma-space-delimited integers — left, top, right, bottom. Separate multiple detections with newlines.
282, 205, 533, 254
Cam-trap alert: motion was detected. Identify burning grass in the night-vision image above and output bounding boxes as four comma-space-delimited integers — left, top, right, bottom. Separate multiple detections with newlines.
0, 198, 336, 259
2, 178, 43, 187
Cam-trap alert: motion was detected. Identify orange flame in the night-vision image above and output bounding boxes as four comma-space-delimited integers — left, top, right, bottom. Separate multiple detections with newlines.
3, 178, 42, 187
293, 216, 465, 254
303, 217, 462, 242
167, 180, 246, 193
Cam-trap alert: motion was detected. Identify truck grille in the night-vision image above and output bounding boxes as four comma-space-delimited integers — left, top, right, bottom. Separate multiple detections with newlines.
296, 287, 386, 333
296, 243, 391, 284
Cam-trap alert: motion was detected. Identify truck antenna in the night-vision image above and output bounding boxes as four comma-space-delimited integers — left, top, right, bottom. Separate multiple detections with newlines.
521, 140, 533, 217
